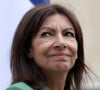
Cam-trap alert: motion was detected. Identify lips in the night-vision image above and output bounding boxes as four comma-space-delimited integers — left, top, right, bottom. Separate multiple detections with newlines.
47, 52, 71, 62
49, 53, 71, 57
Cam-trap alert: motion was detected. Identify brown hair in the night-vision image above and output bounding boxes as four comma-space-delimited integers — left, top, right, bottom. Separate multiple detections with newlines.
10, 4, 90, 90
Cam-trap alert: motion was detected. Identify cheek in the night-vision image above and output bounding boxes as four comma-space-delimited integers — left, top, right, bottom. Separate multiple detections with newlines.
73, 46, 78, 60
73, 41, 78, 55
71, 44, 78, 66
31, 47, 45, 67
68, 41, 78, 67
71, 40, 78, 57
31, 40, 53, 65
74, 42, 78, 59
34, 40, 53, 54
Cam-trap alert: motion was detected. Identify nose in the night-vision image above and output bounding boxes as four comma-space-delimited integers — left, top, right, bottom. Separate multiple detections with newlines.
53, 35, 67, 50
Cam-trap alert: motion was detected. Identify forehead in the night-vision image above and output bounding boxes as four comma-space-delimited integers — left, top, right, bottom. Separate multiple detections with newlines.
41, 13, 73, 28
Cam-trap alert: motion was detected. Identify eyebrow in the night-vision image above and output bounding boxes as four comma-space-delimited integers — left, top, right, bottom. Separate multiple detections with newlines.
63, 27, 75, 31
40, 26, 74, 32
40, 27, 55, 31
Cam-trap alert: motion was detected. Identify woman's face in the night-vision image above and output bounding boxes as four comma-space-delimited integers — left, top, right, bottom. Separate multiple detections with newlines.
29, 14, 78, 73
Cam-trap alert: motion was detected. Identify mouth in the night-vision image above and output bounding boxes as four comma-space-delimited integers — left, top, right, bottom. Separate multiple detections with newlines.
48, 53, 71, 61
50, 53, 71, 57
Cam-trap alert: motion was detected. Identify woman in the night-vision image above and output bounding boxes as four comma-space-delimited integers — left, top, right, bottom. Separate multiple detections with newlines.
7, 4, 91, 90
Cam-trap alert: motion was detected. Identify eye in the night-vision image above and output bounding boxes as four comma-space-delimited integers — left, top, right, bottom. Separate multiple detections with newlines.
41, 32, 52, 37
64, 31, 75, 38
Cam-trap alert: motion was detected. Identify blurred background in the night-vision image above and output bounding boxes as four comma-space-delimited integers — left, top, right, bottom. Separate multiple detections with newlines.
0, 0, 100, 90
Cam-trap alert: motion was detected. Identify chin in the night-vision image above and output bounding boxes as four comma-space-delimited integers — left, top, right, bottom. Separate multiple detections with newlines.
54, 62, 73, 72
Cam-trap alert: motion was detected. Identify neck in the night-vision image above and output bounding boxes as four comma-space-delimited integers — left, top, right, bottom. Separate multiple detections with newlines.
45, 72, 68, 90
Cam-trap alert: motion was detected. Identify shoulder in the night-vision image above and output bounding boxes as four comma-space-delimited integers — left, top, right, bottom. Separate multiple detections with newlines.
6, 82, 33, 90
